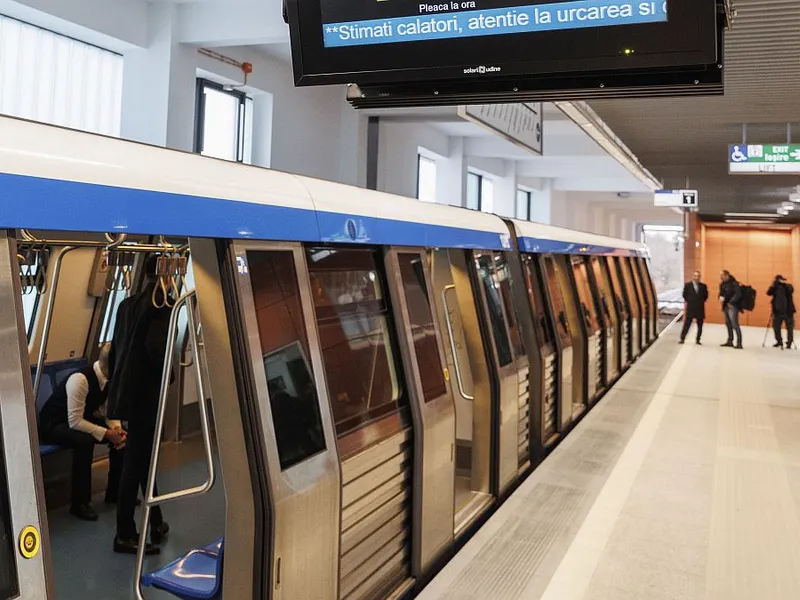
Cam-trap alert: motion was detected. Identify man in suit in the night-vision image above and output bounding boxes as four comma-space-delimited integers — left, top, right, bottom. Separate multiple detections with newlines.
107, 255, 171, 555
680, 270, 708, 345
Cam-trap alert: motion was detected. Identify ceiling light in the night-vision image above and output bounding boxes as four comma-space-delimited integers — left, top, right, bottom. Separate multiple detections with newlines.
725, 218, 778, 224
724, 212, 778, 218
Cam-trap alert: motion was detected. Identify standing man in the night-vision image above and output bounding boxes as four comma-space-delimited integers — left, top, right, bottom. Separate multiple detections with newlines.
767, 274, 795, 349
107, 255, 171, 555
680, 270, 708, 345
720, 270, 743, 349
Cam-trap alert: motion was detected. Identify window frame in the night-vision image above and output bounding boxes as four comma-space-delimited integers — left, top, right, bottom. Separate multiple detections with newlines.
516, 188, 533, 221
416, 153, 437, 203
193, 78, 252, 163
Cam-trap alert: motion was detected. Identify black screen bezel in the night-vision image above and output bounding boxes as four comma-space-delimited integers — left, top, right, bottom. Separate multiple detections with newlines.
287, 0, 719, 86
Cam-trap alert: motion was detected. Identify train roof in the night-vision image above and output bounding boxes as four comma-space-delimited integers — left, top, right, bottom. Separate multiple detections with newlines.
0, 115, 644, 255
511, 219, 648, 257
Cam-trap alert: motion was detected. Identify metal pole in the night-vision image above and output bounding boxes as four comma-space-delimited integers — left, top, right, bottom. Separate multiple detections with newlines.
32, 246, 79, 401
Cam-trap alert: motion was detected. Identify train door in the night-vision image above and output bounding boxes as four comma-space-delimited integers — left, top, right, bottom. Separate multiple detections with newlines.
629, 257, 651, 346
229, 242, 340, 600
472, 251, 526, 497
428, 249, 493, 535
571, 257, 604, 403
619, 257, 644, 356
540, 255, 585, 427
384, 249, 454, 576
520, 254, 559, 449
303, 246, 414, 600
609, 257, 635, 363
590, 256, 621, 384
0, 231, 50, 600
637, 258, 659, 340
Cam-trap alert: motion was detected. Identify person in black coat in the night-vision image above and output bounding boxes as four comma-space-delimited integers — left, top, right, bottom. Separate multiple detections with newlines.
767, 274, 795, 348
680, 270, 708, 345
719, 270, 743, 349
107, 255, 172, 555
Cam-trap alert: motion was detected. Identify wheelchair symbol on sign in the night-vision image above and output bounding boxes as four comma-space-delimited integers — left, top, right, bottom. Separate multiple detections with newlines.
730, 146, 748, 162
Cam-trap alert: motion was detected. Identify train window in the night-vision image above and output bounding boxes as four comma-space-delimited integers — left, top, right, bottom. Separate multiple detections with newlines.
607, 257, 628, 317
248, 250, 326, 470
398, 253, 446, 402
475, 253, 513, 366
522, 255, 553, 346
99, 268, 128, 344
0, 429, 19, 598
572, 258, 601, 332
619, 258, 642, 316
493, 253, 525, 357
542, 256, 572, 345
590, 257, 614, 321
307, 247, 403, 435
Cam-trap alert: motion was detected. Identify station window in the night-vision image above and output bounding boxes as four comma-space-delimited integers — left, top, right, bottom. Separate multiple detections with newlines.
516, 188, 532, 221
466, 172, 495, 213
194, 78, 253, 163
0, 14, 123, 136
248, 250, 326, 470
416, 154, 437, 203
397, 253, 446, 402
306, 247, 403, 436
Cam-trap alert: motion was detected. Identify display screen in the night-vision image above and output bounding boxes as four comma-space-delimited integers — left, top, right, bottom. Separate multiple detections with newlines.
288, 0, 718, 86
322, 0, 667, 48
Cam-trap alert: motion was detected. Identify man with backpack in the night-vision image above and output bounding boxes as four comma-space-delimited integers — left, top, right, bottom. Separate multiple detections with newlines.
719, 270, 744, 349
767, 274, 795, 349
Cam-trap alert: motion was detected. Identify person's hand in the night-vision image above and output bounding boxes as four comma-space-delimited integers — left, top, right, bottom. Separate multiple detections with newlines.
104, 428, 125, 446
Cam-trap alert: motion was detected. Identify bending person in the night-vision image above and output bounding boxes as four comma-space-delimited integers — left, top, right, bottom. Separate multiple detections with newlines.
38, 343, 126, 521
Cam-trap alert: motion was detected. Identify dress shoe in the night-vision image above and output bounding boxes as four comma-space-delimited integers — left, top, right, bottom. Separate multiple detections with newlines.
678, 339, 685, 345
113, 535, 159, 555
720, 342, 734, 347
151, 522, 170, 545
696, 340, 702, 345
735, 344, 743, 350
774, 342, 783, 348
70, 504, 98, 522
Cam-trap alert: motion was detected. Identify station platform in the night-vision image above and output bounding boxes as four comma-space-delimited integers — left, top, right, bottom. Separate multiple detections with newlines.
418, 322, 800, 600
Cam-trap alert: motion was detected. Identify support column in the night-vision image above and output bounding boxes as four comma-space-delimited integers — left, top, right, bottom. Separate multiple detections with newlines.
436, 136, 466, 207
120, 2, 195, 150
251, 94, 274, 168
530, 179, 553, 224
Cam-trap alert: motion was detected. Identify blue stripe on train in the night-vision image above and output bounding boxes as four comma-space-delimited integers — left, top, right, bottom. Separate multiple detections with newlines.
518, 236, 641, 257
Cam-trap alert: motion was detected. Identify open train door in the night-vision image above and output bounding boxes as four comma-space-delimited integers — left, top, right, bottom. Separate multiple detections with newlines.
0, 231, 52, 599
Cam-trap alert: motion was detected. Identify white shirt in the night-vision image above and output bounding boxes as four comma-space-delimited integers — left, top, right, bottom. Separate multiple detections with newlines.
693, 281, 699, 294
65, 362, 119, 442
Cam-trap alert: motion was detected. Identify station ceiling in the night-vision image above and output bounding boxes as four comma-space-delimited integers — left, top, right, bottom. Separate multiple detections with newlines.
590, 0, 800, 222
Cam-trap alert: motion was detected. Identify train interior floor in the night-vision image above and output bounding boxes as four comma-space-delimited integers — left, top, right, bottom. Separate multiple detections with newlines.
45, 436, 224, 600
419, 322, 800, 600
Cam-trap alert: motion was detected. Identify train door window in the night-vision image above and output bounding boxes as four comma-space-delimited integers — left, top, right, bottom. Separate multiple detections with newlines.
522, 255, 553, 347
474, 253, 513, 366
572, 259, 601, 332
590, 257, 614, 321
620, 258, 641, 316
542, 257, 571, 345
248, 250, 326, 470
398, 253, 446, 402
0, 428, 19, 598
607, 257, 628, 316
306, 247, 403, 435
493, 253, 525, 357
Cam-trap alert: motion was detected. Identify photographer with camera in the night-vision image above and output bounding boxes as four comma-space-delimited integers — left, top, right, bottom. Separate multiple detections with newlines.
767, 274, 795, 349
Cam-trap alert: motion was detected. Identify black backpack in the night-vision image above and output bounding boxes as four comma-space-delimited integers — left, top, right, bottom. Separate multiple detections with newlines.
740, 285, 756, 311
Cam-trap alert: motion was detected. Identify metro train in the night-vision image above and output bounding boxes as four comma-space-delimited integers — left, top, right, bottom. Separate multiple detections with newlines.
0, 114, 659, 600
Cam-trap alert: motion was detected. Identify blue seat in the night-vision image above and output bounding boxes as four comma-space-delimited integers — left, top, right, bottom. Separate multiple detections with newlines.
142, 537, 224, 600
34, 358, 89, 456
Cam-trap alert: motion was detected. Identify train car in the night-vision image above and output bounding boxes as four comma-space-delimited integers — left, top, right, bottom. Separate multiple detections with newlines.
0, 115, 657, 600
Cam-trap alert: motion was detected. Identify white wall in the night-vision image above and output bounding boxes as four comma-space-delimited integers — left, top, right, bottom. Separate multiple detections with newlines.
378, 121, 449, 198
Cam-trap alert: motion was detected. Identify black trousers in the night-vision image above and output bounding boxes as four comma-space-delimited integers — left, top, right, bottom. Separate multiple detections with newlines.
116, 411, 163, 539
680, 314, 704, 342
39, 421, 123, 508
773, 313, 795, 345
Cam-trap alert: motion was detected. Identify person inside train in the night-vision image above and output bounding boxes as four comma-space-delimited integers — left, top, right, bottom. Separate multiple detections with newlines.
38, 343, 126, 522
719, 270, 743, 349
107, 255, 171, 555
679, 270, 708, 345
767, 274, 795, 349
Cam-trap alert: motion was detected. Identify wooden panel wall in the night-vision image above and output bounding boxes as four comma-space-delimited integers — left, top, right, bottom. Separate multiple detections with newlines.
699, 225, 794, 327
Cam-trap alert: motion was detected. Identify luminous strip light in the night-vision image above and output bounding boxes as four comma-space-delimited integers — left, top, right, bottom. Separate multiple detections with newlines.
724, 219, 778, 224
723, 212, 779, 218
553, 101, 662, 192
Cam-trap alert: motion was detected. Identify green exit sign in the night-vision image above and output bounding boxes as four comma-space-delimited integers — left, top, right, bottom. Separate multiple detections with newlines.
729, 144, 800, 173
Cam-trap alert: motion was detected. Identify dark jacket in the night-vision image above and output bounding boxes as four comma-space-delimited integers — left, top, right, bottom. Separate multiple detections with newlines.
107, 283, 171, 422
683, 281, 708, 318
39, 365, 107, 428
767, 281, 796, 316
720, 277, 742, 310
